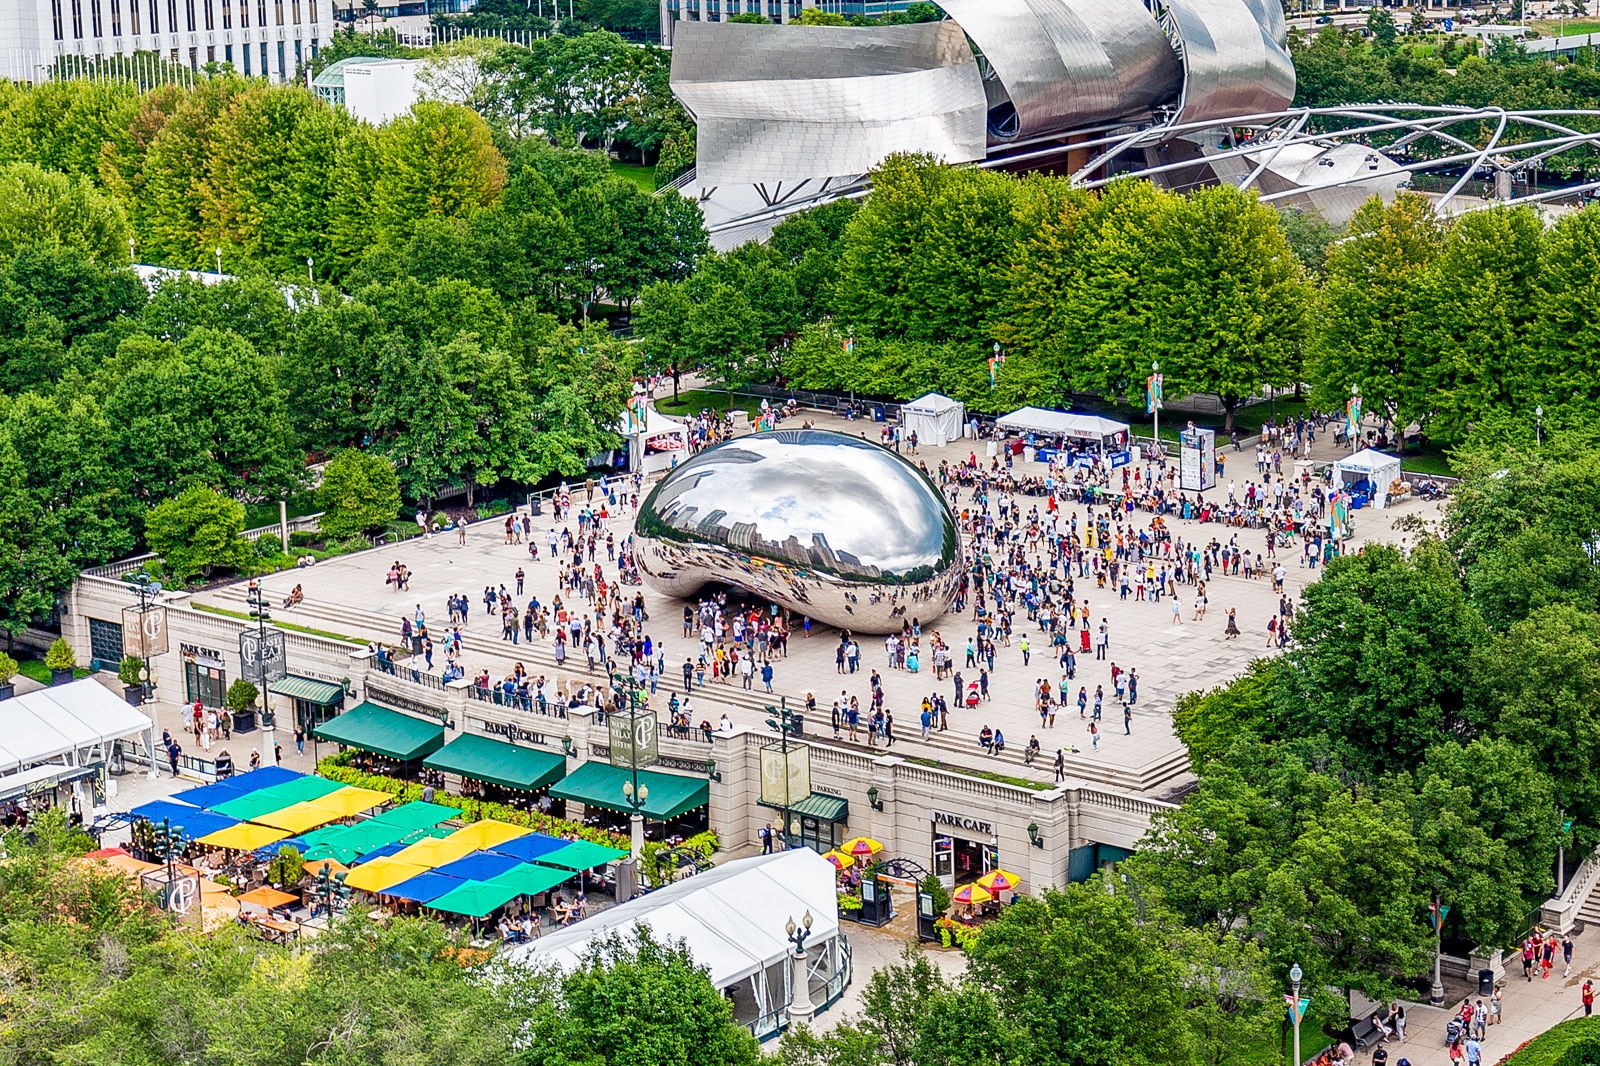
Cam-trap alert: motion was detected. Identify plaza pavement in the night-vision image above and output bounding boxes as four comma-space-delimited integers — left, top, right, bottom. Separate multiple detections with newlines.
189, 406, 1440, 798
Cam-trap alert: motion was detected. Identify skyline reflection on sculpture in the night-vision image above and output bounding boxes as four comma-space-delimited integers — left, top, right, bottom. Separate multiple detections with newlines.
633, 430, 963, 633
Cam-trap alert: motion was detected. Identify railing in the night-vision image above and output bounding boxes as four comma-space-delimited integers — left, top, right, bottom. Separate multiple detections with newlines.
242, 512, 323, 543
1077, 788, 1178, 819
465, 684, 569, 719
372, 658, 445, 691
1543, 847, 1600, 933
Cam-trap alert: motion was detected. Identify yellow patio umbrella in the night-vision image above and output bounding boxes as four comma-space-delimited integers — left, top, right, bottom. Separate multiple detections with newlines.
951, 883, 993, 906
196, 822, 293, 851
842, 836, 882, 859
821, 850, 855, 870
342, 858, 430, 894
975, 868, 1021, 894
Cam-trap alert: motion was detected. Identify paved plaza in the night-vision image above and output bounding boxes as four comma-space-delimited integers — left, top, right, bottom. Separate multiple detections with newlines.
187, 406, 1441, 798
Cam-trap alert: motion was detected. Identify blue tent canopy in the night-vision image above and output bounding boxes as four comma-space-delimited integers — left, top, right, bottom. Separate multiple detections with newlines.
352, 841, 408, 865
433, 850, 523, 882
384, 871, 466, 904
129, 800, 239, 840
173, 766, 303, 809
255, 837, 308, 860
490, 833, 570, 864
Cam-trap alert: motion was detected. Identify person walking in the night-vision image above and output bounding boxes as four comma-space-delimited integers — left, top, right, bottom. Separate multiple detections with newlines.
1225, 607, 1240, 639
1127, 669, 1139, 707
759, 824, 773, 854
1564, 933, 1575, 978
1087, 721, 1099, 751
294, 726, 305, 756
1054, 748, 1065, 783
1522, 938, 1536, 981
1584, 979, 1594, 1017
1124, 703, 1132, 735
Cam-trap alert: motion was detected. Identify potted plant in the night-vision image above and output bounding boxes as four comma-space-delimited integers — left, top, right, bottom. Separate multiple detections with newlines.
45, 639, 76, 686
118, 656, 146, 706
225, 678, 260, 733
0, 651, 16, 701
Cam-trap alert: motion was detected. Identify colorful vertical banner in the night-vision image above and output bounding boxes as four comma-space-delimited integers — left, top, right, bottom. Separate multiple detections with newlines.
1146, 372, 1164, 414
1346, 393, 1362, 442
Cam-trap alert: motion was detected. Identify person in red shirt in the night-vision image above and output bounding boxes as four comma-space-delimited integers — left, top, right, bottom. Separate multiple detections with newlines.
1584, 979, 1595, 1017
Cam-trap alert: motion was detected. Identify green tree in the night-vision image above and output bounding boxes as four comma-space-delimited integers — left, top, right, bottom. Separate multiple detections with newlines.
1479, 604, 1600, 848
144, 484, 250, 580
0, 433, 74, 636
964, 882, 1198, 1066
1309, 193, 1445, 450
1279, 540, 1485, 776
1172, 658, 1285, 766
369, 101, 507, 250
316, 449, 402, 538
518, 928, 761, 1066
1412, 205, 1544, 446
0, 162, 131, 265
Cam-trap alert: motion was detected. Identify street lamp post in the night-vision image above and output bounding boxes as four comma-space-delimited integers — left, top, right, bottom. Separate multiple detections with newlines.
1536, 404, 1544, 447
765, 699, 802, 848
1429, 895, 1447, 1007
1150, 361, 1162, 450
1289, 962, 1303, 1066
306, 257, 314, 285
611, 669, 652, 862
785, 910, 815, 1026
317, 861, 349, 919
245, 585, 276, 748
125, 572, 165, 779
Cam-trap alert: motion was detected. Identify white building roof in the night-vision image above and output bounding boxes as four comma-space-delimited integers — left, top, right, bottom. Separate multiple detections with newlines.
903, 392, 963, 414
0, 679, 151, 774
508, 849, 839, 987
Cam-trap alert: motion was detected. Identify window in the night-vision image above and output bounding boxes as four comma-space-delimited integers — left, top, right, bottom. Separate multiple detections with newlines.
129, 0, 138, 32
148, 0, 159, 31
185, 0, 194, 29
188, 45, 196, 68
71, 0, 83, 37
274, 0, 282, 24
221, 0, 229, 28
307, 0, 314, 20
206, 44, 214, 60
88, 619, 124, 668
90, 0, 101, 36
167, 0, 176, 33
259, 40, 266, 74
293, 38, 301, 64
242, 41, 250, 71
51, 0, 64, 38
224, 42, 230, 61
276, 39, 284, 76
110, 0, 122, 34
203, 0, 212, 28
257, 0, 265, 25
291, 0, 299, 22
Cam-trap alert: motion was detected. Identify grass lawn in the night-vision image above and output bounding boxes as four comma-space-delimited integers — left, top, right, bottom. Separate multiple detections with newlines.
608, 160, 656, 193
654, 388, 761, 418
243, 493, 320, 531
1233, 1007, 1336, 1066
1531, 18, 1600, 34
16, 660, 90, 684
195, 603, 366, 646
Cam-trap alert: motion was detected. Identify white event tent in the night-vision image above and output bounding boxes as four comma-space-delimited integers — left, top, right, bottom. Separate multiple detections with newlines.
509, 849, 847, 1032
901, 393, 966, 448
994, 407, 1131, 444
1332, 448, 1403, 509
0, 678, 153, 806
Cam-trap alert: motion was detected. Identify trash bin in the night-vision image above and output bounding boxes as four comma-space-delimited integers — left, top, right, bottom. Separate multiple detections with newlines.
873, 406, 886, 423
530, 499, 543, 516
1479, 969, 1495, 996
788, 713, 805, 737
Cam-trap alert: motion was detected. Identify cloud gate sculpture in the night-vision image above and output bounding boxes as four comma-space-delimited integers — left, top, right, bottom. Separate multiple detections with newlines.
666, 1, 1418, 247
632, 430, 963, 633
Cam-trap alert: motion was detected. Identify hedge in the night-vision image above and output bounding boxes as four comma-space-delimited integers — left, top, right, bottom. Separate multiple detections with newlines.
316, 753, 630, 852
1494, 1016, 1600, 1066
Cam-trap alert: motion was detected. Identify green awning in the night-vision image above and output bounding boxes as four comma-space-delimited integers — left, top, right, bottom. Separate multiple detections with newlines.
760, 792, 849, 823
537, 839, 628, 872
422, 734, 566, 793
367, 801, 458, 832
268, 676, 347, 705
313, 702, 444, 762
427, 880, 523, 918
486, 862, 576, 898
211, 775, 346, 821
548, 761, 709, 821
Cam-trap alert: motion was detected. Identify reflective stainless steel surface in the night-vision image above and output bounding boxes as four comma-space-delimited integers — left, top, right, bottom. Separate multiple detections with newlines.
669, 20, 987, 187
633, 430, 963, 633
938, 0, 1181, 141
1162, 0, 1295, 125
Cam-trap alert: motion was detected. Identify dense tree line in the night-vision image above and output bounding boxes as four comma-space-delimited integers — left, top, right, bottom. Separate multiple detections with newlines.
640, 154, 1600, 443
1154, 425, 1600, 1004
0, 74, 707, 633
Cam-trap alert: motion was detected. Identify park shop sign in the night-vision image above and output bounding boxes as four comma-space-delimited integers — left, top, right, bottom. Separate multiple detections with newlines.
933, 811, 995, 837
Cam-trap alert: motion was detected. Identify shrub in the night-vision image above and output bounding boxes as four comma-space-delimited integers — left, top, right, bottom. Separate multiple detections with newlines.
922, 873, 950, 917
288, 531, 319, 549
254, 534, 283, 558
44, 638, 76, 671
316, 449, 402, 539
1496, 1016, 1600, 1065
267, 845, 304, 888
933, 916, 981, 953
118, 656, 145, 687
331, 535, 372, 555
144, 486, 250, 580
224, 678, 259, 712
0, 651, 17, 684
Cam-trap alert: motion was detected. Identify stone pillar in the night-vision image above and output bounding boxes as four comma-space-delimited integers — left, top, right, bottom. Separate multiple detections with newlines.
788, 946, 815, 1024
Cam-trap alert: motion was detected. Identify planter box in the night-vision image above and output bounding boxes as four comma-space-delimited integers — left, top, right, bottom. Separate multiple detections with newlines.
124, 686, 144, 707
50, 668, 73, 686
0, 682, 14, 701
232, 709, 257, 733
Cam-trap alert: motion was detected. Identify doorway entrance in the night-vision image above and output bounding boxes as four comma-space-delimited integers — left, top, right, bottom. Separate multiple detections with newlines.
932, 831, 999, 889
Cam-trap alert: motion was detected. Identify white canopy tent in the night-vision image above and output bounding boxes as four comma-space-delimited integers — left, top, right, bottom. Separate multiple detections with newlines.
994, 407, 1131, 445
1333, 448, 1403, 509
619, 405, 690, 477
901, 393, 966, 448
0, 679, 153, 808
509, 850, 846, 1030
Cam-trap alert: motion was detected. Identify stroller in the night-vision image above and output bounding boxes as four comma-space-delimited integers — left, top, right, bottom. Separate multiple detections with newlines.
965, 681, 981, 708
1445, 1016, 1465, 1046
